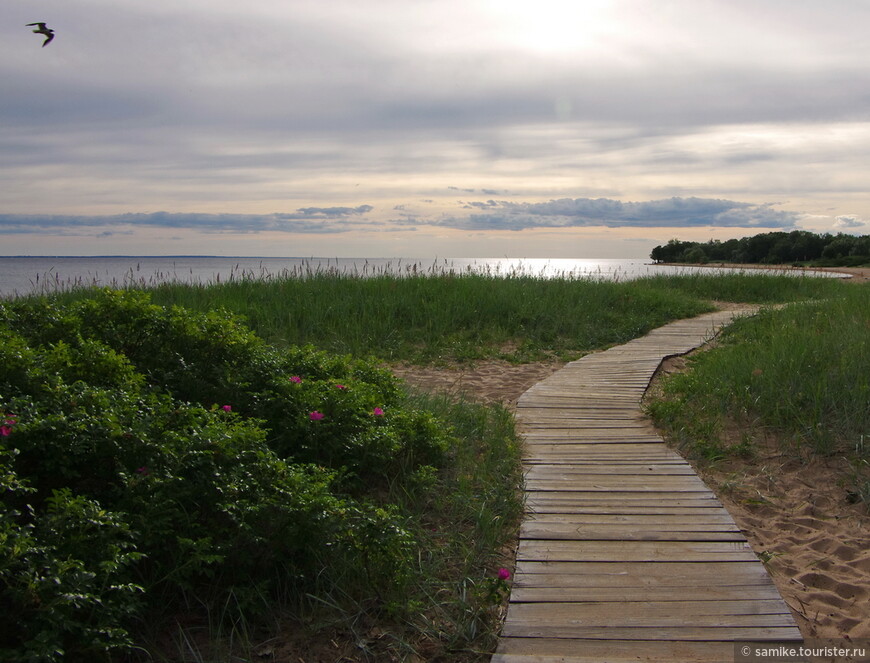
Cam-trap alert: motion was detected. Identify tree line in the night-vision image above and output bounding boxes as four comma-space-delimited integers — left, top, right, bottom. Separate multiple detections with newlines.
650, 230, 870, 266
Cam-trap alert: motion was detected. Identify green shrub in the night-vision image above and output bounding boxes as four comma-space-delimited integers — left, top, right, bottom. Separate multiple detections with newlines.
0, 292, 448, 660
3, 291, 447, 490
0, 473, 143, 663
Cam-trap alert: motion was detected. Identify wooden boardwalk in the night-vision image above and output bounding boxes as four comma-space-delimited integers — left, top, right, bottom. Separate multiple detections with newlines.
494, 310, 802, 663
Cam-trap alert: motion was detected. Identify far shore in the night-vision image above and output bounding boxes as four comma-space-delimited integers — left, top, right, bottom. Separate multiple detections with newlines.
659, 261, 870, 283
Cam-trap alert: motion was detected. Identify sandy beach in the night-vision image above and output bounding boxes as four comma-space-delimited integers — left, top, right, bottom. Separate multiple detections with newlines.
390, 271, 870, 646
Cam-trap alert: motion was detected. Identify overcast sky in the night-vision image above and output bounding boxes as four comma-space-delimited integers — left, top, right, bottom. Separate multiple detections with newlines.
3, 0, 869, 257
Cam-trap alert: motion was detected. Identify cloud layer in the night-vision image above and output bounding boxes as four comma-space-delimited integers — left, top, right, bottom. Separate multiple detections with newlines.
2, 0, 869, 255
449, 198, 799, 231
0, 206, 377, 235
0, 197, 815, 236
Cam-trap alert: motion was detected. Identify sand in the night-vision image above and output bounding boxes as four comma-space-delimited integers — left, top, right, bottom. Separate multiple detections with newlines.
388, 273, 870, 646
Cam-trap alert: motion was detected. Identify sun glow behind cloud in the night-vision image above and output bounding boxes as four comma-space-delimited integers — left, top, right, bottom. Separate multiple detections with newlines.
481, 0, 619, 56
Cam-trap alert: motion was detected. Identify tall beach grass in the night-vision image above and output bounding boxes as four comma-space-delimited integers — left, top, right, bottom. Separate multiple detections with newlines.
44, 266, 849, 365
646, 283, 869, 500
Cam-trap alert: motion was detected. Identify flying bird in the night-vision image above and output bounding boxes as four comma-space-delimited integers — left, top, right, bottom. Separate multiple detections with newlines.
26, 22, 55, 47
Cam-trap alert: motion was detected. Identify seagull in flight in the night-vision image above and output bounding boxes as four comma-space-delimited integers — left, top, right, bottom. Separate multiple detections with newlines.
26, 22, 55, 47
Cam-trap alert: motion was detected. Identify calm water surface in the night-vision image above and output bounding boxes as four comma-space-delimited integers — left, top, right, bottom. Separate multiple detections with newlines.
0, 256, 845, 298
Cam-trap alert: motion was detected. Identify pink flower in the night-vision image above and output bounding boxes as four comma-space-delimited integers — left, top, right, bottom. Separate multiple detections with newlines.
221, 405, 232, 412
335, 384, 347, 390
0, 415, 15, 436
309, 411, 324, 421
497, 568, 511, 581
372, 407, 385, 417
290, 376, 302, 384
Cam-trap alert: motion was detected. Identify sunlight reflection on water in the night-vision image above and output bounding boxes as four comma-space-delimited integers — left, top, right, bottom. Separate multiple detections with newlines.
0, 256, 846, 298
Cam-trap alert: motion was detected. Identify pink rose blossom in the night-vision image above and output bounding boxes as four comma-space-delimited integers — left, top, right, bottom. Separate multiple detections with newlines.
372, 407, 385, 417
497, 568, 511, 581
0, 415, 15, 436
309, 411, 324, 421
335, 384, 347, 390
290, 376, 302, 383
221, 405, 232, 412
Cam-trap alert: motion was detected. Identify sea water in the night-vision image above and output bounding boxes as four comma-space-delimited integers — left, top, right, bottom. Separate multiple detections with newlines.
0, 256, 846, 299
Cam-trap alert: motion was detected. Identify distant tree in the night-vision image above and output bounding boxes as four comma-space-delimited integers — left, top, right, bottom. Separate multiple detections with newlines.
822, 235, 858, 259
650, 239, 696, 263
681, 246, 706, 263
652, 230, 868, 265
769, 238, 794, 264
705, 239, 728, 261
747, 232, 786, 263
722, 238, 741, 261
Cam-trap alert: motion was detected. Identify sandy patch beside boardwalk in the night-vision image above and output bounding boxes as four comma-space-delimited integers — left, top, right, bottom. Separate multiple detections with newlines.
707, 443, 870, 641
389, 358, 566, 408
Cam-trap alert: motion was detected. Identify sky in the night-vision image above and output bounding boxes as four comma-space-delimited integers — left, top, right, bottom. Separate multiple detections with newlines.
3, 0, 870, 258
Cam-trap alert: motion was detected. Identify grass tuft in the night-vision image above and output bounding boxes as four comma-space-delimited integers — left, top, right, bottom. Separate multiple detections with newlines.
646, 284, 870, 503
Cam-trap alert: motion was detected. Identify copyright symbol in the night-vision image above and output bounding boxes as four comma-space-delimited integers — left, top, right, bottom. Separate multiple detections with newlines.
741, 646, 752, 657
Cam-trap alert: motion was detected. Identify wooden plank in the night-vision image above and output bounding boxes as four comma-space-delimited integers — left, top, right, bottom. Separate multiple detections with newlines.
523, 464, 699, 476
523, 481, 712, 493
520, 400, 646, 407
522, 455, 684, 463
519, 419, 650, 427
525, 490, 721, 503
501, 624, 803, 641
519, 524, 744, 542
521, 430, 653, 438
521, 513, 742, 527
523, 469, 704, 481
524, 508, 729, 518
509, 585, 785, 602
523, 464, 698, 476
523, 511, 738, 524
521, 446, 684, 458
493, 638, 749, 663
524, 493, 725, 508
514, 561, 775, 583
521, 433, 667, 441
516, 540, 758, 562
506, 599, 795, 620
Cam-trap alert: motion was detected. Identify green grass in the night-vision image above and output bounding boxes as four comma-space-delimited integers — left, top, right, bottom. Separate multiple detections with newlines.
44, 268, 848, 365
633, 270, 850, 304
646, 283, 870, 501
143, 272, 713, 363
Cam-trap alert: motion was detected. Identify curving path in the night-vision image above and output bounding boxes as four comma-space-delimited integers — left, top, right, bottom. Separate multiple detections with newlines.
493, 310, 802, 663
